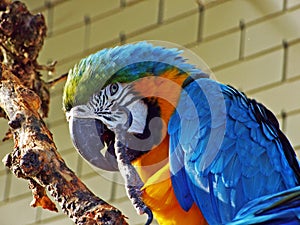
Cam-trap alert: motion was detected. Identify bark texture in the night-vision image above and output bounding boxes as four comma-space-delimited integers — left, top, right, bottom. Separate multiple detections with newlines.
0, 1, 128, 224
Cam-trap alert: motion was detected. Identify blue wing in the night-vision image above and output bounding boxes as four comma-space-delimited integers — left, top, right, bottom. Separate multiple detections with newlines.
168, 78, 300, 224
227, 186, 300, 225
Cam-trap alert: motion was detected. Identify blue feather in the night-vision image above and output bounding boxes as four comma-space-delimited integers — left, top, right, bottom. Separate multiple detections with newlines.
227, 186, 300, 225
169, 78, 300, 224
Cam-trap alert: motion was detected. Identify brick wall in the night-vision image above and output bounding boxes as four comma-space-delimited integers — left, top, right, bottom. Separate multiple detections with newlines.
0, 1, 299, 224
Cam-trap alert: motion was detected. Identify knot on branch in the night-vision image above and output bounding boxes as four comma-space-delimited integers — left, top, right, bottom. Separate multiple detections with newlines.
20, 149, 43, 176
3, 148, 25, 178
8, 112, 25, 129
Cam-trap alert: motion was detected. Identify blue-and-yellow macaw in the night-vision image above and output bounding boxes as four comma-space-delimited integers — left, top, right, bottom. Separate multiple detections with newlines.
63, 41, 300, 225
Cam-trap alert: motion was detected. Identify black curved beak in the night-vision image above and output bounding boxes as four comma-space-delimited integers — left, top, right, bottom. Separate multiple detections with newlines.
69, 116, 118, 171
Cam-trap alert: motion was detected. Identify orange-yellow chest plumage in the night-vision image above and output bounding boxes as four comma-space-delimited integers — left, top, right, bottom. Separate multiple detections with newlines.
132, 69, 207, 225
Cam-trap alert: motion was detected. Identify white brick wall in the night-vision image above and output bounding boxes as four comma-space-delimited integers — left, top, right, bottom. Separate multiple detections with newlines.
1, 1, 300, 224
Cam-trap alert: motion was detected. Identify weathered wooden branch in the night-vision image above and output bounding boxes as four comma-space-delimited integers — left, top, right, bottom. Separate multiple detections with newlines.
0, 67, 128, 224
0, 0, 128, 224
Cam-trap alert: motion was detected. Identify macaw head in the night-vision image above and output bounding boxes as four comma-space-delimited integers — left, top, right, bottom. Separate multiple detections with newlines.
63, 41, 208, 171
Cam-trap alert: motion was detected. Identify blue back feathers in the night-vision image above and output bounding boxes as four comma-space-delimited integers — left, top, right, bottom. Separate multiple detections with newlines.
169, 78, 300, 224
228, 186, 300, 225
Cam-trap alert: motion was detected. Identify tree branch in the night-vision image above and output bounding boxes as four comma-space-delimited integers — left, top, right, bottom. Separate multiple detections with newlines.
0, 0, 128, 224
0, 64, 128, 225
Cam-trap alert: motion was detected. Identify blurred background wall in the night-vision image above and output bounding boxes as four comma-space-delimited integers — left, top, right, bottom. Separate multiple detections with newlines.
0, 0, 300, 224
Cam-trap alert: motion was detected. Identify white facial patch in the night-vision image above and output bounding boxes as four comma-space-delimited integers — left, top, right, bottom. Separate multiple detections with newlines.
87, 82, 148, 134
126, 99, 148, 134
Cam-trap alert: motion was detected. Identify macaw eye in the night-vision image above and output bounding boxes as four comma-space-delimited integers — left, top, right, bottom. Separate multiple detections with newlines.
109, 83, 119, 96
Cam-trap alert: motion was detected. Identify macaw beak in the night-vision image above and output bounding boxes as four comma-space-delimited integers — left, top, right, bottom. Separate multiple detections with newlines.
69, 115, 119, 171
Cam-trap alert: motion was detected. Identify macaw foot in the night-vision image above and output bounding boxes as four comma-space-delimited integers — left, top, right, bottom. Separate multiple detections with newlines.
114, 127, 153, 225
127, 185, 153, 225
